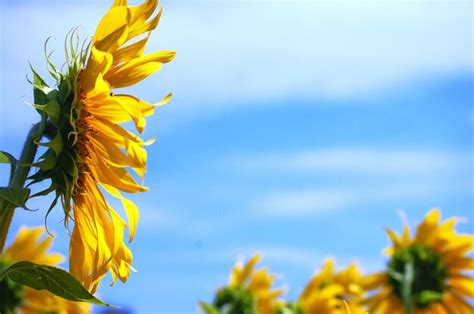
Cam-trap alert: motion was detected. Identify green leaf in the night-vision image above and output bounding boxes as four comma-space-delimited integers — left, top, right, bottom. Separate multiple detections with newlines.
0, 151, 17, 183
0, 187, 30, 210
0, 151, 16, 164
199, 302, 220, 314
0, 261, 109, 306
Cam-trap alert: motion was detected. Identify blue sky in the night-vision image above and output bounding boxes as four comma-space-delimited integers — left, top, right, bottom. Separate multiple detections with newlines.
0, 0, 473, 313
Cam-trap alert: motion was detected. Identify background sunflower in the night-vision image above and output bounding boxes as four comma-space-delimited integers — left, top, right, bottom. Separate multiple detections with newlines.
363, 209, 474, 314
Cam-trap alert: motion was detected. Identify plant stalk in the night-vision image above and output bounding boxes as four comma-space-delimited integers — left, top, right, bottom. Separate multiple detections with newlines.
402, 260, 415, 314
0, 122, 42, 252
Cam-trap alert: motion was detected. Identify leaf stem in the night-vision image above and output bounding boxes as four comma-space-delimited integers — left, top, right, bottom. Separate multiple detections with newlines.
0, 122, 43, 252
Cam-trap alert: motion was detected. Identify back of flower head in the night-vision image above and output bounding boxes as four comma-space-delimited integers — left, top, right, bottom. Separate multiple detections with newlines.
200, 254, 286, 314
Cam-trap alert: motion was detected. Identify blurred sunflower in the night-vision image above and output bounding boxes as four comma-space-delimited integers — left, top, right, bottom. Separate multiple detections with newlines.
29, 0, 174, 293
1, 226, 90, 314
295, 259, 366, 314
363, 209, 474, 313
201, 254, 285, 314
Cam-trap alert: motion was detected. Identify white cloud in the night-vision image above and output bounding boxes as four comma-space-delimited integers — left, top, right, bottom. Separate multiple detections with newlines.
0, 1, 472, 134
254, 180, 470, 217
156, 0, 472, 110
231, 147, 473, 217
226, 148, 471, 175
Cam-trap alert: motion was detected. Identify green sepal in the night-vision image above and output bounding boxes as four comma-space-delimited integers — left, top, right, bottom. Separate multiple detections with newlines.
58, 77, 72, 105
60, 171, 74, 218
29, 182, 56, 198
0, 187, 30, 210
0, 261, 110, 306
387, 269, 403, 282
44, 194, 60, 233
0, 151, 18, 183
199, 302, 220, 314
277, 302, 305, 314
417, 290, 443, 307
214, 287, 256, 314
44, 37, 60, 82
29, 63, 50, 106
62, 150, 78, 178
38, 132, 63, 156
46, 89, 59, 102
27, 169, 52, 187
33, 149, 57, 171
34, 100, 61, 126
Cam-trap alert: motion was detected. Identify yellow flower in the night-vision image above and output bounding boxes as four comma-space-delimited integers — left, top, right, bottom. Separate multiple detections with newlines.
1, 226, 90, 314
363, 209, 474, 313
44, 0, 175, 293
297, 259, 367, 314
228, 254, 285, 314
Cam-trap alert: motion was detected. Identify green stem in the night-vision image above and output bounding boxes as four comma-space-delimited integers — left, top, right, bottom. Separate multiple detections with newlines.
401, 260, 415, 314
0, 123, 43, 252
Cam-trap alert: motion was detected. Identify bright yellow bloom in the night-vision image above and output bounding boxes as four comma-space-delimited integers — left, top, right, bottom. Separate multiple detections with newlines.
1, 226, 90, 314
363, 209, 474, 314
66, 0, 175, 292
229, 254, 285, 314
298, 259, 367, 314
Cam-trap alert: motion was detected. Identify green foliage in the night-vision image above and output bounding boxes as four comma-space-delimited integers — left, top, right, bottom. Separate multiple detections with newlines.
388, 245, 447, 309
34, 100, 61, 126
0, 260, 23, 314
0, 151, 16, 165
277, 302, 305, 314
26, 52, 81, 226
0, 276, 23, 314
0, 151, 17, 184
0, 187, 31, 210
0, 261, 109, 306
199, 302, 221, 314
213, 286, 256, 314
29, 63, 50, 106
418, 290, 443, 307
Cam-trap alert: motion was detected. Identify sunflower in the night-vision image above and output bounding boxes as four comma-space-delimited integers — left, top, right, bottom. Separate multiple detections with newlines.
363, 209, 474, 313
295, 259, 367, 314
203, 254, 285, 314
28, 0, 174, 293
1, 226, 90, 314
69, 0, 175, 292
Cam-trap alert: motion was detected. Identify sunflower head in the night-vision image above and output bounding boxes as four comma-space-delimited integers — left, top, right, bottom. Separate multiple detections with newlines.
27, 29, 87, 224
388, 245, 447, 308
26, 0, 174, 292
297, 259, 366, 314
0, 226, 90, 313
201, 254, 285, 314
363, 209, 474, 313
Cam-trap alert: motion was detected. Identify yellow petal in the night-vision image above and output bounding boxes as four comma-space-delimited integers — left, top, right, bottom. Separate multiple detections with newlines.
106, 50, 176, 88
93, 6, 130, 47
113, 34, 150, 65
238, 254, 261, 284
103, 184, 140, 242
128, 4, 162, 40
